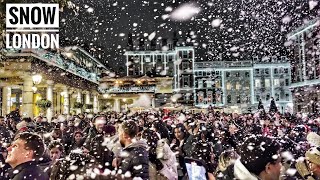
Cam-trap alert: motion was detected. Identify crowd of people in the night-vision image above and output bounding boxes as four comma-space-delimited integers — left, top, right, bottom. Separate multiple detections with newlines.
0, 106, 320, 180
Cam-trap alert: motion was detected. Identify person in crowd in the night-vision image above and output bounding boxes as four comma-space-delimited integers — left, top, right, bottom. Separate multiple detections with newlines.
88, 125, 114, 170
68, 131, 84, 153
217, 135, 281, 180
190, 140, 216, 180
50, 150, 102, 180
83, 115, 106, 150
0, 116, 11, 144
172, 123, 196, 179
5, 132, 49, 180
141, 129, 178, 180
113, 120, 149, 179
0, 147, 10, 179
215, 149, 239, 176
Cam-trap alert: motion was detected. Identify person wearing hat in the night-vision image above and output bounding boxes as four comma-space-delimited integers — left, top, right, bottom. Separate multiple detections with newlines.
294, 147, 320, 180
217, 135, 281, 180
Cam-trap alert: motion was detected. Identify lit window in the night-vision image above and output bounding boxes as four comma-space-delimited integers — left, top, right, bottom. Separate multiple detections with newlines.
255, 79, 261, 88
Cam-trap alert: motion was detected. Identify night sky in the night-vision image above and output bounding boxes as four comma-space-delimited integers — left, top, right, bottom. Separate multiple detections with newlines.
32, 0, 320, 74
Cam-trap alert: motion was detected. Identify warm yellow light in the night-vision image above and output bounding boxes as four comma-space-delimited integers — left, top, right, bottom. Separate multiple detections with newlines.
32, 74, 42, 85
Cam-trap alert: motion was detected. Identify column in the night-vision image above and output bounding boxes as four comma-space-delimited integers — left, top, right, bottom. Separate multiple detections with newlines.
63, 87, 69, 115
46, 80, 54, 122
22, 76, 34, 118
114, 98, 120, 112
93, 94, 98, 113
85, 91, 91, 112
75, 90, 82, 114
2, 86, 11, 116
56, 91, 61, 115
152, 97, 155, 108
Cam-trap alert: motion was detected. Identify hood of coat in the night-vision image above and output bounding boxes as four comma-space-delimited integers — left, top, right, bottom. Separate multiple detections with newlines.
125, 139, 148, 150
234, 158, 259, 180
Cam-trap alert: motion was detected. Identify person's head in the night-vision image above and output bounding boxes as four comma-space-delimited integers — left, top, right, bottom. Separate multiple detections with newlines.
217, 149, 239, 172
118, 120, 138, 147
48, 141, 63, 162
174, 123, 189, 141
35, 116, 43, 123
52, 128, 62, 139
141, 129, 159, 150
153, 120, 170, 140
0, 116, 5, 126
102, 125, 116, 137
191, 140, 214, 164
306, 147, 320, 177
6, 132, 45, 168
239, 135, 281, 180
74, 131, 83, 144
93, 115, 107, 133
68, 117, 75, 127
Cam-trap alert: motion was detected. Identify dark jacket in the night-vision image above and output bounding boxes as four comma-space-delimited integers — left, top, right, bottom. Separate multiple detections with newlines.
8, 161, 49, 180
83, 127, 100, 150
89, 134, 114, 170
119, 140, 149, 179
0, 125, 11, 143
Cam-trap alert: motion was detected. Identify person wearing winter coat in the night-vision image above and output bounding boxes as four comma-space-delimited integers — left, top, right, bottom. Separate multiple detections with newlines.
83, 115, 106, 150
6, 132, 48, 180
0, 116, 11, 144
113, 120, 149, 179
216, 135, 281, 180
88, 125, 114, 170
292, 146, 320, 180
141, 129, 178, 180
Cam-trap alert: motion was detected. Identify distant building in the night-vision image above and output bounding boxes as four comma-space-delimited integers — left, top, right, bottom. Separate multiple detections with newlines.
288, 19, 320, 113
125, 32, 194, 106
193, 59, 293, 113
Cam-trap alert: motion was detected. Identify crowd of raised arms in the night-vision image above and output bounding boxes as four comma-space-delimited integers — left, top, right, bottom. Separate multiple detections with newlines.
1, 107, 320, 180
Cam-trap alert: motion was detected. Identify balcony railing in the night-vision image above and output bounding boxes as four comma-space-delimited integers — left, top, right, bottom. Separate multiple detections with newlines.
98, 86, 156, 93
2, 48, 106, 84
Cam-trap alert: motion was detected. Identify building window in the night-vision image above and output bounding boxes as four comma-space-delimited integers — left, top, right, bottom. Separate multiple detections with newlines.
255, 79, 261, 88
274, 68, 278, 74
265, 79, 270, 88
266, 93, 270, 101
183, 51, 188, 58
198, 92, 204, 103
255, 69, 260, 75
199, 71, 203, 76
245, 72, 250, 77
198, 80, 203, 88
236, 82, 241, 90
284, 68, 289, 74
265, 69, 269, 75
253, 56, 258, 61
285, 93, 289, 101
275, 93, 280, 101
226, 83, 232, 90
188, 50, 193, 58
236, 72, 240, 77
183, 76, 190, 87
274, 79, 280, 87
256, 95, 260, 101
227, 95, 232, 103
285, 79, 289, 86
207, 91, 213, 103
182, 62, 189, 69
237, 95, 241, 103
226, 72, 230, 77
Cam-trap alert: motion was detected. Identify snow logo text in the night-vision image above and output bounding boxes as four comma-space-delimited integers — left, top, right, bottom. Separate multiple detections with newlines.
6, 3, 59, 49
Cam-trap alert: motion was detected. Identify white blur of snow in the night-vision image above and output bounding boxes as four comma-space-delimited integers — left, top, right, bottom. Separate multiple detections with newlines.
309, 1, 318, 10
171, 93, 182, 102
129, 94, 151, 108
282, 16, 291, 24
177, 113, 186, 123
212, 18, 222, 27
169, 2, 201, 21
148, 32, 156, 41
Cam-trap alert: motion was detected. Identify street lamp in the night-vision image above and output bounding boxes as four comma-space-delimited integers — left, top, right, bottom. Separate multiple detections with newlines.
32, 74, 42, 85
